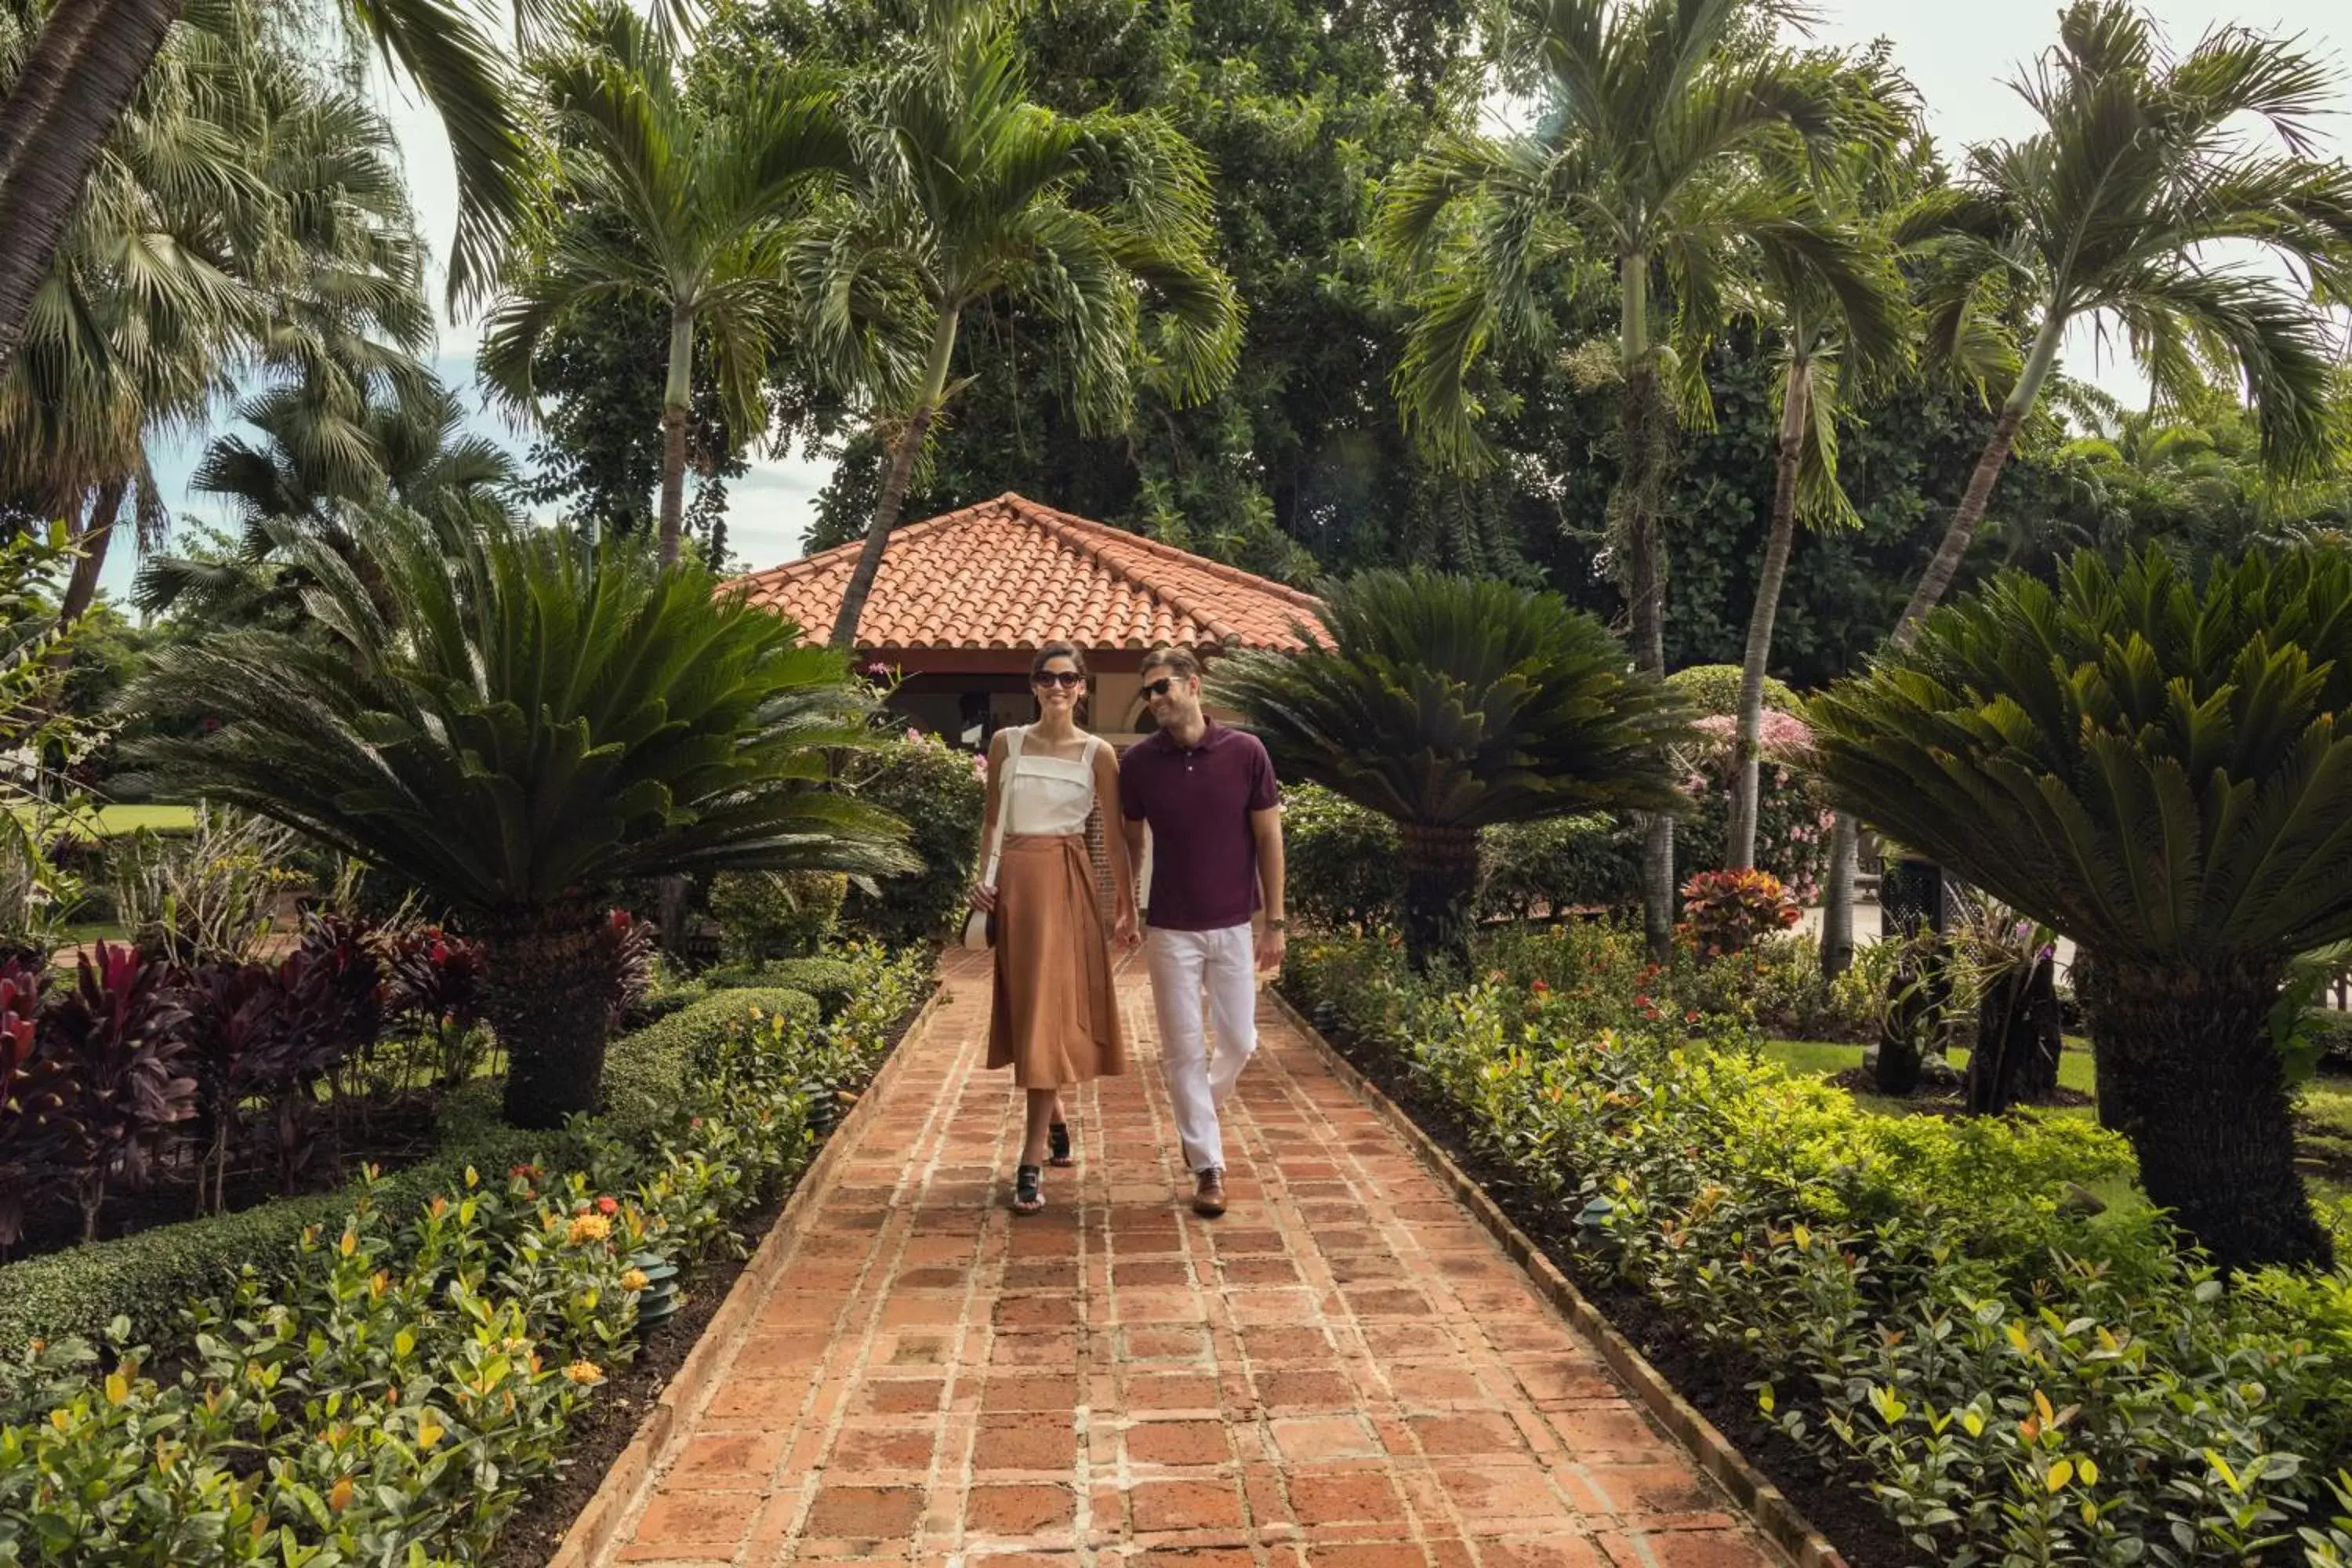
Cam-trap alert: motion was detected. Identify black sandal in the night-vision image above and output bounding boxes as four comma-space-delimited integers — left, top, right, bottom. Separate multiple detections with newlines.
1011, 1164, 1044, 1214
1048, 1121, 1073, 1167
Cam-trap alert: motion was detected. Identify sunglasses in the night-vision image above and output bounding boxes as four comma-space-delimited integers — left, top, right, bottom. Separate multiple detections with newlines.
1033, 670, 1085, 689
1142, 677, 1186, 699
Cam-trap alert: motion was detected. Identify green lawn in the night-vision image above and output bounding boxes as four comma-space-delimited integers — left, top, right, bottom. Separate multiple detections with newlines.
10, 803, 198, 838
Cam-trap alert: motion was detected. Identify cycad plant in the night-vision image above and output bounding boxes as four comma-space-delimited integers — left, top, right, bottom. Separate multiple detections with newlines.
125, 513, 915, 1127
1806, 547, 2352, 1271
1209, 570, 1687, 970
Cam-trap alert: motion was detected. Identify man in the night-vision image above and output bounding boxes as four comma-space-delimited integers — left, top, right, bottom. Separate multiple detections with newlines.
1120, 645, 1287, 1218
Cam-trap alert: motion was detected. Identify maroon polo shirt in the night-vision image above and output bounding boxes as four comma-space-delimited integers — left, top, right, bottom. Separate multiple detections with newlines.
1120, 719, 1278, 931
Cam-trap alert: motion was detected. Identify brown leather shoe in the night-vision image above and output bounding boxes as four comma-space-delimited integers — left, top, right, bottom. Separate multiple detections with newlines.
1191, 1167, 1227, 1218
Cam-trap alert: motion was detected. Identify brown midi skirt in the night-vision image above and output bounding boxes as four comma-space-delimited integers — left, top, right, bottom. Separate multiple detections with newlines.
988, 833, 1127, 1088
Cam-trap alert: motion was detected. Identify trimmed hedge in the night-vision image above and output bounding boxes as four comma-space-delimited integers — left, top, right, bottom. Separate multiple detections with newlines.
697, 957, 859, 1019
0, 985, 818, 1354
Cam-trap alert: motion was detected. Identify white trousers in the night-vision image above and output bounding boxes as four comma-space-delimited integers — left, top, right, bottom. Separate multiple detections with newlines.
1145, 923, 1258, 1174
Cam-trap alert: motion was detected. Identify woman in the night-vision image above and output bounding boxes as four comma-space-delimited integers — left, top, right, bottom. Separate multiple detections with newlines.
968, 642, 1139, 1214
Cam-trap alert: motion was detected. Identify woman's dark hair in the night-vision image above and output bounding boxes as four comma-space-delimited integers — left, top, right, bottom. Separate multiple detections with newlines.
1029, 641, 1089, 721
1029, 641, 1088, 682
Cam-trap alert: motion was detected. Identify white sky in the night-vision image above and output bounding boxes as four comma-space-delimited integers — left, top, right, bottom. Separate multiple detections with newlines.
126, 0, 2350, 598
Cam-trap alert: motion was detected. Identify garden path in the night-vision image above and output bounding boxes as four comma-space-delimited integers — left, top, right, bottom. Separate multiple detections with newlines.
592, 949, 1777, 1568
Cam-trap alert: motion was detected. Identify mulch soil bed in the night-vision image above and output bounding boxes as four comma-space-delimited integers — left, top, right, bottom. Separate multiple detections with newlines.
1824, 1066, 2095, 1115
488, 989, 934, 1567
1301, 1007, 1915, 1568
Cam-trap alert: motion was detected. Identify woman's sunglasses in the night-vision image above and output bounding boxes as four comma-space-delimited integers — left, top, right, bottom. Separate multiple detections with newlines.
1033, 670, 1085, 689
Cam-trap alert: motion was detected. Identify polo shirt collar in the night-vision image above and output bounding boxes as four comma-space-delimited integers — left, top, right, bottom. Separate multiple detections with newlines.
1154, 717, 1223, 755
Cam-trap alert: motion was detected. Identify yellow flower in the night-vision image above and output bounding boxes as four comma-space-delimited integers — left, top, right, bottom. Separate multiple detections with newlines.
619, 1269, 650, 1291
328, 1476, 354, 1512
564, 1360, 603, 1386
568, 1213, 612, 1246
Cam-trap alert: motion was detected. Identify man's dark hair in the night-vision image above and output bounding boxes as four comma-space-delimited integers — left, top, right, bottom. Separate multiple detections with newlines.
1139, 645, 1201, 681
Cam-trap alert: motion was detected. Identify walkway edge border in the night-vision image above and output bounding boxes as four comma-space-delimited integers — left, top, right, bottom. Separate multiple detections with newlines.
1266, 988, 1850, 1568
549, 980, 949, 1568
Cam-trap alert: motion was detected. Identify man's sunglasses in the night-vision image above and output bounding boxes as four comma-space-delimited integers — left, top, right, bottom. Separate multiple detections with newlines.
1142, 677, 1186, 699
1033, 670, 1085, 688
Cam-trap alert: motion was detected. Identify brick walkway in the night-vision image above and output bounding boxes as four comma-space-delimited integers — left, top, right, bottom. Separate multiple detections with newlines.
596, 950, 1775, 1568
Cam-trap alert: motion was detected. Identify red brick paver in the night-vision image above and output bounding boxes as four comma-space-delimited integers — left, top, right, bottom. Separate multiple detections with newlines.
595, 950, 1777, 1567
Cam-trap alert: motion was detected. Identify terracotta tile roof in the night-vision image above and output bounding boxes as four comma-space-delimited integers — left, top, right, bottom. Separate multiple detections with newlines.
729, 492, 1325, 653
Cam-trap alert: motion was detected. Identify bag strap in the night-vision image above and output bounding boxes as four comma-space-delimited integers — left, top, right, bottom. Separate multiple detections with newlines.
982, 724, 1025, 887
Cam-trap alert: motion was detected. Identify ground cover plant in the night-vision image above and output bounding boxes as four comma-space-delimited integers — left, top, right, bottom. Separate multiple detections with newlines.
0, 942, 930, 1566
1284, 926, 2352, 1566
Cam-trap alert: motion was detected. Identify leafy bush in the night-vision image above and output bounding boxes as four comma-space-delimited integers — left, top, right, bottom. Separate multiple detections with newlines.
1664, 662, 1800, 718
1284, 935, 2352, 1568
709, 869, 849, 961
107, 807, 302, 966
1687, 931, 1893, 1042
0, 946, 927, 1565
1285, 782, 1638, 931
1680, 868, 1800, 957
839, 730, 986, 946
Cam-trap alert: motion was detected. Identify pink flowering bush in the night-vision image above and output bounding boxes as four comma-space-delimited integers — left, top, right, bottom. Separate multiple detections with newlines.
1672, 711, 1833, 901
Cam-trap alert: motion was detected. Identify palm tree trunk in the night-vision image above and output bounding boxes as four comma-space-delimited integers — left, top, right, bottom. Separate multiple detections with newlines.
0, 0, 184, 380
1820, 811, 1857, 977
1617, 253, 1676, 964
57, 480, 125, 630
655, 306, 694, 566
1730, 361, 1810, 871
1892, 313, 2064, 648
485, 900, 617, 1129
1398, 822, 1479, 975
831, 306, 961, 649
2078, 952, 2332, 1272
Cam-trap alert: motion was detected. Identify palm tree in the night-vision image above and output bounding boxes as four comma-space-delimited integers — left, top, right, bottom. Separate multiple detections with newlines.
1807, 547, 2352, 1272
799, 0, 1241, 648
1375, 0, 1879, 960
1209, 570, 1688, 971
2, 18, 432, 630
481, 1, 851, 566
123, 510, 916, 1127
1889, 1, 2352, 648
0, 0, 524, 381
136, 373, 520, 616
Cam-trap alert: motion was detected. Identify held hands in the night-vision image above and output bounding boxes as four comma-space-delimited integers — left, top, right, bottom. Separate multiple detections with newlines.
968, 882, 998, 914
1113, 906, 1141, 949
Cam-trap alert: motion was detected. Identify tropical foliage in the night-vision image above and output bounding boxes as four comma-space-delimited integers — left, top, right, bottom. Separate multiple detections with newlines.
120, 514, 914, 1126
1210, 569, 1686, 967
1808, 547, 2352, 1269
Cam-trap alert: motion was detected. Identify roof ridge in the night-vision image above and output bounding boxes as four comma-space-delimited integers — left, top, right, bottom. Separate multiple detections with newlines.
1005, 495, 1241, 646
999, 493, 1323, 628
724, 497, 1007, 591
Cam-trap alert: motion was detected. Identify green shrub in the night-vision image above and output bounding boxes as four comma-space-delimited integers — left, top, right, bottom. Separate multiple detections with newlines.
700, 956, 860, 1019
708, 869, 848, 960
1284, 783, 1638, 931
840, 732, 986, 946
2303, 1008, 2352, 1076
1664, 662, 1799, 717
1283, 935, 2352, 1567
0, 947, 927, 1564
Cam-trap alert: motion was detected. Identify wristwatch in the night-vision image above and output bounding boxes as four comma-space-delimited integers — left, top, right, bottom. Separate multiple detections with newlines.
1265, 918, 1287, 931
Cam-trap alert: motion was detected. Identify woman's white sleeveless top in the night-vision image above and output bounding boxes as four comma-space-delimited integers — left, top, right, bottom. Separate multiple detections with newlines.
1004, 727, 1102, 836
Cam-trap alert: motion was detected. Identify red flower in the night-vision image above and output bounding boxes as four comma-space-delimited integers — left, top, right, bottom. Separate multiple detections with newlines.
596, 1196, 619, 1216
1684, 1010, 1700, 1023
1530, 979, 1552, 995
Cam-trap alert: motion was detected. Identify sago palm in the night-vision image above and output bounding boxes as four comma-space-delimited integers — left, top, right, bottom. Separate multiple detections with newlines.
0, 0, 524, 380
1375, 0, 1881, 960
1209, 569, 1688, 971
797, 0, 1241, 648
481, 0, 851, 565
1807, 547, 2352, 1272
123, 512, 916, 1127
1890, 1, 2352, 645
